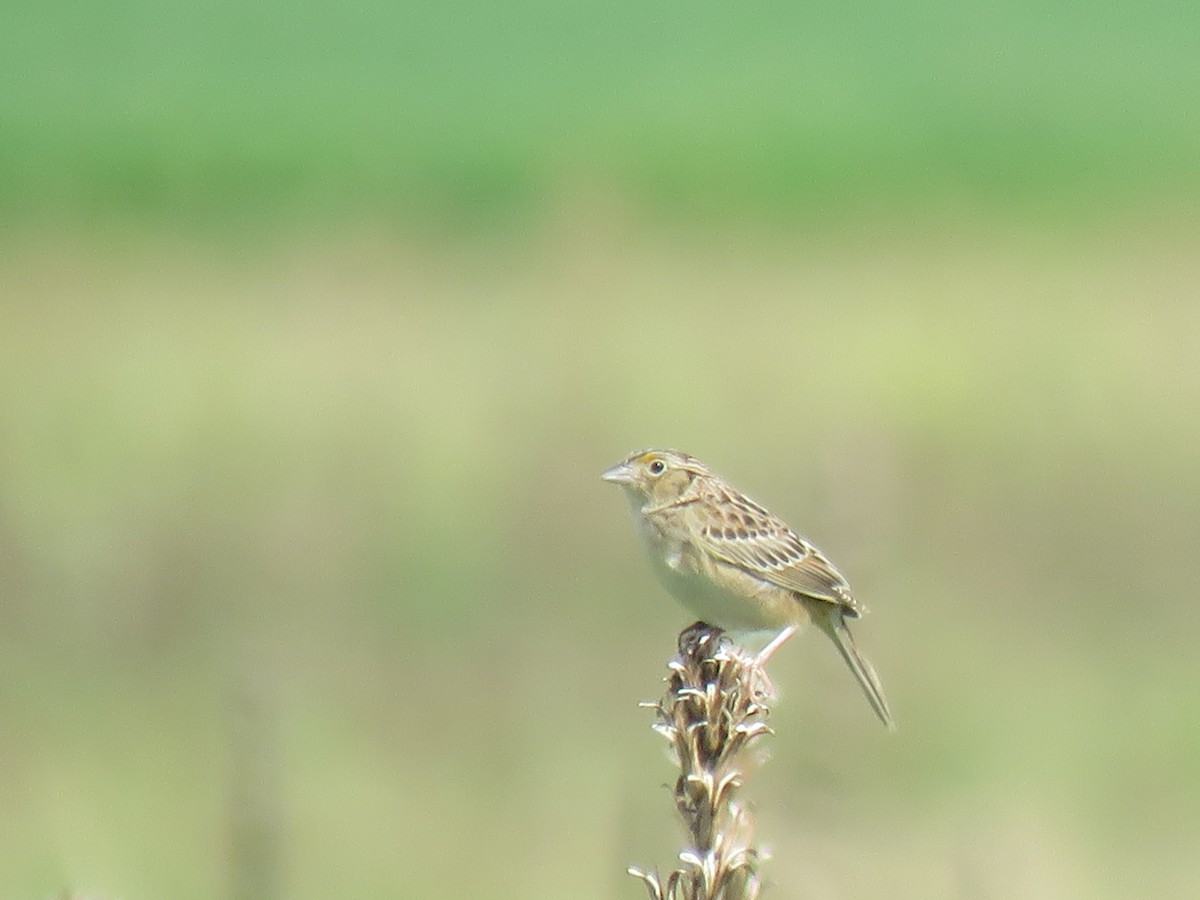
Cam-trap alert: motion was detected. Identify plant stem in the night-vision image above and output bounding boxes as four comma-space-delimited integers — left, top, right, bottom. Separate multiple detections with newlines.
629, 623, 773, 900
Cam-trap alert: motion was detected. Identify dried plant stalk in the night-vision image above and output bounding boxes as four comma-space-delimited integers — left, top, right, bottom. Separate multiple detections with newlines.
629, 624, 774, 900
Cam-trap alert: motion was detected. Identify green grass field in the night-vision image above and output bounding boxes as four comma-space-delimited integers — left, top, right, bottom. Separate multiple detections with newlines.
4, 224, 1199, 898
3, 1, 1200, 897
4, 0, 1199, 224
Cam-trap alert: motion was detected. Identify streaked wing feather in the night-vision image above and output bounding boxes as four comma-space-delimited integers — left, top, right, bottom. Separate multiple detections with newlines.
694, 485, 863, 616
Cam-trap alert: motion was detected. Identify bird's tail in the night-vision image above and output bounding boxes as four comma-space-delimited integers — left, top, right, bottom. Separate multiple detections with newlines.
817, 609, 895, 729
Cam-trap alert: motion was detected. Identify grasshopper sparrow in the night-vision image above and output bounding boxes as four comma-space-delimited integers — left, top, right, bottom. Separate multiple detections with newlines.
602, 448, 893, 728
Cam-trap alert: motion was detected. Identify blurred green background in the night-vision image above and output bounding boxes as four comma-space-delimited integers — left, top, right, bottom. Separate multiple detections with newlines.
3, 1, 1199, 898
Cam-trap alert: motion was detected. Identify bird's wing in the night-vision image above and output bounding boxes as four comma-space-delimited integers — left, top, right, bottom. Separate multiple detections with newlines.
692, 487, 864, 616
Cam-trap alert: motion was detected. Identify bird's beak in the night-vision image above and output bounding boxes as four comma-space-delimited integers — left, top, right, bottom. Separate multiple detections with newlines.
600, 461, 635, 485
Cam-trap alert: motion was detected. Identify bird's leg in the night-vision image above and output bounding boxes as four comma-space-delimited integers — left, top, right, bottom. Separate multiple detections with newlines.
755, 624, 798, 666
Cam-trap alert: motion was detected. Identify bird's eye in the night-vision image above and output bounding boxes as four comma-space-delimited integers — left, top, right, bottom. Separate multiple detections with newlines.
648, 459, 666, 475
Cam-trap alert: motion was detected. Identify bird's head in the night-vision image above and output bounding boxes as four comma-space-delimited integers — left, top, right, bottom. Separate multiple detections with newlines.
600, 449, 708, 507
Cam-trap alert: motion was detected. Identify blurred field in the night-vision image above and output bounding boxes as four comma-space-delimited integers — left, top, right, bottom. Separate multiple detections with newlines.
3, 220, 1199, 899
4, 0, 1200, 898
3, 0, 1199, 224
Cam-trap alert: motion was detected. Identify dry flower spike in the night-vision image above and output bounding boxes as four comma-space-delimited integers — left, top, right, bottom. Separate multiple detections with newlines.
629, 624, 774, 900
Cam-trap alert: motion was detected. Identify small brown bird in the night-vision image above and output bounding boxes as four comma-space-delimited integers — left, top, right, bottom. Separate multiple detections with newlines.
602, 448, 893, 728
